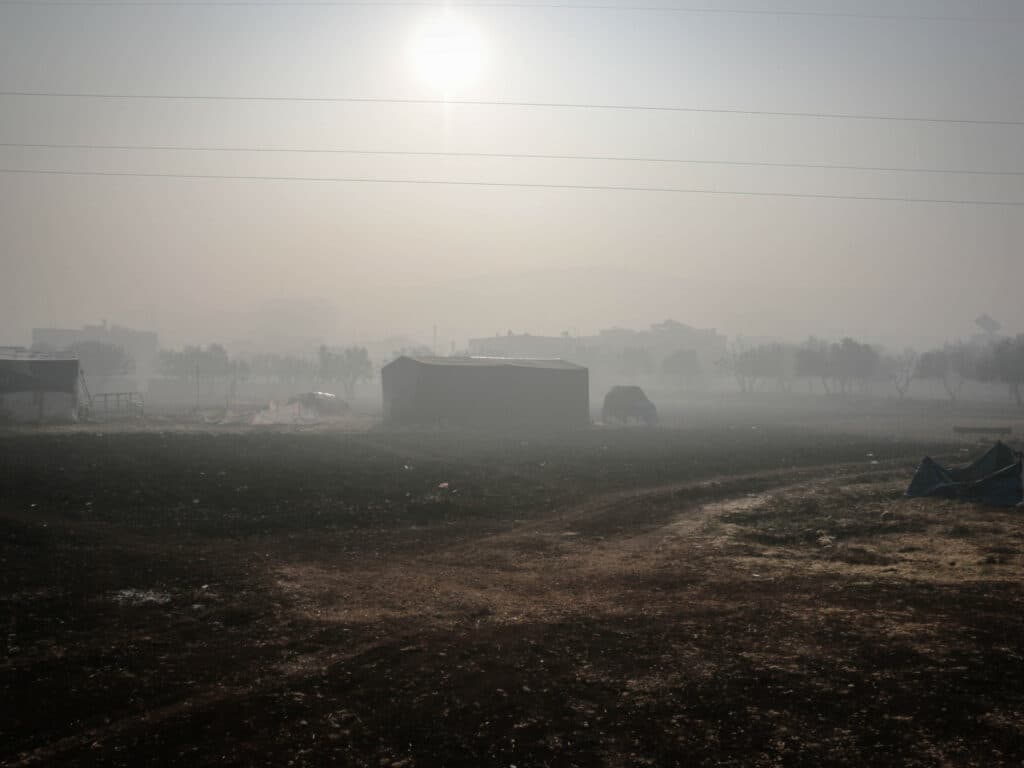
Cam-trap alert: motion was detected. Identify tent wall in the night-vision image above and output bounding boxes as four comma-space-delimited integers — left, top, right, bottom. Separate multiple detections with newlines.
0, 391, 78, 424
0, 358, 80, 424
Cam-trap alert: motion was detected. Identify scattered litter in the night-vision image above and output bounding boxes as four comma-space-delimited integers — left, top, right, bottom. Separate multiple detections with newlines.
111, 589, 172, 606
438, 482, 450, 489
250, 392, 350, 426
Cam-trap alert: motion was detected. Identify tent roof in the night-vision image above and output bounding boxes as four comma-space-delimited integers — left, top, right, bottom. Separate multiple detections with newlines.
387, 355, 586, 371
0, 347, 74, 362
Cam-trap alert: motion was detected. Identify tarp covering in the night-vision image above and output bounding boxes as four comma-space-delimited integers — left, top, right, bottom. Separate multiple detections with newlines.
906, 442, 1023, 507
948, 442, 1018, 484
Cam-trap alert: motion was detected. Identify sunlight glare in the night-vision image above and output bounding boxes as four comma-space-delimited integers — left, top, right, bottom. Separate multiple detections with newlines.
409, 13, 486, 93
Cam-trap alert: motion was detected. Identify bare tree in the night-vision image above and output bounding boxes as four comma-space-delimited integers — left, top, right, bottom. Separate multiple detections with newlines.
318, 345, 374, 399
795, 338, 832, 395
980, 335, 1024, 407
885, 349, 917, 399
916, 343, 978, 401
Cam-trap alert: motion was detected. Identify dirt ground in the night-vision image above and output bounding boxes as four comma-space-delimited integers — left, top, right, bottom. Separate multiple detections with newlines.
1, 424, 1023, 766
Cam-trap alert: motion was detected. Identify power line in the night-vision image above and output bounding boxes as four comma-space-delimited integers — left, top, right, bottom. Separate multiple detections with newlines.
3, 91, 1021, 128
3, 141, 1021, 177
0, 0, 1019, 24
1, 167, 1020, 206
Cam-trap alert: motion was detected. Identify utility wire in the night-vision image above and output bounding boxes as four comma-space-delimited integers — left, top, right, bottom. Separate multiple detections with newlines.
1, 167, 1020, 206
3, 91, 1021, 127
2, 141, 1021, 177
0, 0, 1020, 24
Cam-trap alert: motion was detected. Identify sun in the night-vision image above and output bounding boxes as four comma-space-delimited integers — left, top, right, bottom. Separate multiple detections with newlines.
409, 14, 486, 93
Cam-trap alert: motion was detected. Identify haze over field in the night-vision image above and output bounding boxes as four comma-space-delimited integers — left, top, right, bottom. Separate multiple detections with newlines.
1, 0, 1022, 349
6, 5, 1024, 764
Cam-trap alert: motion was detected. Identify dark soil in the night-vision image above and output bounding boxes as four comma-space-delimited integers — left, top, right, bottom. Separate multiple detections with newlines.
2, 427, 1022, 766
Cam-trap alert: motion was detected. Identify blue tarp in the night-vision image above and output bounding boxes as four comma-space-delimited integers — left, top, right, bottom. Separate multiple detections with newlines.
906, 442, 1023, 507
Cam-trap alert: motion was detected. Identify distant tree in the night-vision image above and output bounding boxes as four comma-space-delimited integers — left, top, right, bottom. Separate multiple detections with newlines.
319, 345, 374, 398
830, 338, 879, 395
719, 342, 751, 393
915, 349, 949, 397
723, 343, 791, 393
69, 340, 134, 379
158, 344, 249, 401
976, 313, 1002, 337
619, 346, 654, 377
981, 335, 1024, 407
249, 353, 316, 385
795, 338, 832, 394
916, 343, 978, 401
662, 349, 701, 379
160, 344, 246, 381
882, 349, 917, 399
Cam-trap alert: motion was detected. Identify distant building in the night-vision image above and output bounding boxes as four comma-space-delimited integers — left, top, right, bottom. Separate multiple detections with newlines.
467, 333, 586, 360
32, 322, 159, 388
468, 320, 728, 382
593, 320, 728, 370
381, 356, 589, 428
0, 348, 80, 424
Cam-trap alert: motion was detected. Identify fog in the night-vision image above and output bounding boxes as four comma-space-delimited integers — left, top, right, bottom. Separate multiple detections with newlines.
7, 4, 1024, 762
2, 0, 1022, 352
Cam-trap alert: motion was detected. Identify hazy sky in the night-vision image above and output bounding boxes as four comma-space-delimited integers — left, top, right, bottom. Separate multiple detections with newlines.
2, 0, 1022, 352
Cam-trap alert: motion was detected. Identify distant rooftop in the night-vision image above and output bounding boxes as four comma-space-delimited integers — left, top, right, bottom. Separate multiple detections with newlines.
390, 355, 586, 371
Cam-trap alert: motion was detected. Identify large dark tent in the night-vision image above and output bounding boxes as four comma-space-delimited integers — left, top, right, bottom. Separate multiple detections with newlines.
381, 356, 589, 428
906, 442, 1023, 507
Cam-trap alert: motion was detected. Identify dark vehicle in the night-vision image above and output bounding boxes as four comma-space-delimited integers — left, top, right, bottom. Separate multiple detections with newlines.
602, 385, 658, 426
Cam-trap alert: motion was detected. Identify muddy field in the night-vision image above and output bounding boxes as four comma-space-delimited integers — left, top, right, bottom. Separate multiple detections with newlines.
2, 424, 1023, 766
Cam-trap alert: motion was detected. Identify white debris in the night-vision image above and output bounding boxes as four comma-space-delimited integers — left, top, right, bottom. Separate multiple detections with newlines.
110, 589, 172, 606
